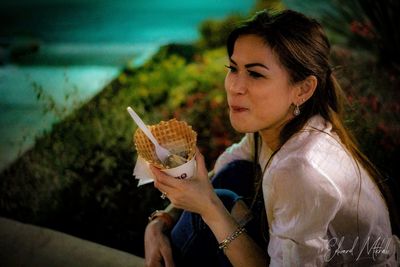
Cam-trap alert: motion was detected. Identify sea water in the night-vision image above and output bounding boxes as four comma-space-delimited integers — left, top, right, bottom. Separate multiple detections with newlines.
0, 0, 254, 172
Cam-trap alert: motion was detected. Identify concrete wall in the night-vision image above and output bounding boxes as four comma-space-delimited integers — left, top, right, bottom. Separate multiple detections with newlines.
0, 217, 145, 267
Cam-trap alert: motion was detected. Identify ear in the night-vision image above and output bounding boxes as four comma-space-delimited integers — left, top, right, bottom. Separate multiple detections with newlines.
293, 75, 317, 105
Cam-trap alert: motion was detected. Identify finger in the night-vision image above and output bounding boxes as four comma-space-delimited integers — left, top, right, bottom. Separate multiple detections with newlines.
194, 148, 209, 179
150, 167, 171, 190
150, 166, 182, 195
150, 165, 173, 185
150, 165, 185, 188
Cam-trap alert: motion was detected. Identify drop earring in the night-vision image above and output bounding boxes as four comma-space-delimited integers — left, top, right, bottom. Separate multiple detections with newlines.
293, 104, 300, 116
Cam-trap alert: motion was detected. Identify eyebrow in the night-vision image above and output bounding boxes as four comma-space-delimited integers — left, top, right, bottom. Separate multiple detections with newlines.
230, 58, 269, 70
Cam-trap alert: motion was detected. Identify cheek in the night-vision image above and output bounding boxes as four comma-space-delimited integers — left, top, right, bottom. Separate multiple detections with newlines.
251, 85, 292, 116
224, 73, 231, 92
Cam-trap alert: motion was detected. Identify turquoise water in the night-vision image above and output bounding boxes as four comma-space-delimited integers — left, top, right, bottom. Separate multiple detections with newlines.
0, 0, 254, 172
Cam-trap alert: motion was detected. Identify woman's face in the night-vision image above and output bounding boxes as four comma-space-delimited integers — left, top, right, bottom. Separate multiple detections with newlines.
225, 34, 297, 135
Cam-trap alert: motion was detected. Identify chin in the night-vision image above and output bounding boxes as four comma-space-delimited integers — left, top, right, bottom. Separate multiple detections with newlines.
230, 118, 255, 133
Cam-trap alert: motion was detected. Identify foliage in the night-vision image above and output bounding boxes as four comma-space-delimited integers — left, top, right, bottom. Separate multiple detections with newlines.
196, 0, 285, 50
330, 46, 400, 224
321, 0, 400, 71
197, 14, 245, 50
156, 48, 241, 165
150, 43, 199, 63
0, 44, 239, 256
357, 0, 400, 70
252, 0, 285, 13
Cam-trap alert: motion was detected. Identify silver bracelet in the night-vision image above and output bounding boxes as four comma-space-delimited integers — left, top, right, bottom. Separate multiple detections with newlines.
218, 226, 246, 250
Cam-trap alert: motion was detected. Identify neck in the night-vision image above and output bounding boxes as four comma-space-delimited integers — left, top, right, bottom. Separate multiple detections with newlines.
260, 129, 280, 151
259, 118, 292, 151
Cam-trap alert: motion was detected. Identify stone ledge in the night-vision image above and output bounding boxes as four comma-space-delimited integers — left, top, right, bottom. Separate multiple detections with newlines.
0, 217, 144, 267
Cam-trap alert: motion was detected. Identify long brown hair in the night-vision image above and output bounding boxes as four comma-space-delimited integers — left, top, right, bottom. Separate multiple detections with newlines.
227, 9, 399, 233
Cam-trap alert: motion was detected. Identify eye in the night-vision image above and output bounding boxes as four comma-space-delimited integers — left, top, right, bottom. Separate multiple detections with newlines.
247, 70, 264, 79
225, 65, 237, 73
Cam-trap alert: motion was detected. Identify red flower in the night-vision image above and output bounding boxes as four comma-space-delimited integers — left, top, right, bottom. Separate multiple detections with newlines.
210, 99, 221, 109
349, 20, 375, 39
359, 96, 368, 105
173, 110, 181, 120
392, 103, 400, 113
377, 122, 389, 135
347, 95, 354, 104
368, 95, 380, 113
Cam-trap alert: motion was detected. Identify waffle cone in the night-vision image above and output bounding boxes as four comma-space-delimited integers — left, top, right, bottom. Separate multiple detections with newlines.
134, 119, 197, 169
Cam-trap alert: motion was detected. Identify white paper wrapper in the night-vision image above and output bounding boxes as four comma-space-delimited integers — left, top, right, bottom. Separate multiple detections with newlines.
133, 155, 197, 186
133, 156, 155, 186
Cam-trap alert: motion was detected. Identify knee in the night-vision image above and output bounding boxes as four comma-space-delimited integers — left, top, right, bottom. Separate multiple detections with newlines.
231, 199, 252, 225
215, 189, 252, 225
215, 188, 242, 212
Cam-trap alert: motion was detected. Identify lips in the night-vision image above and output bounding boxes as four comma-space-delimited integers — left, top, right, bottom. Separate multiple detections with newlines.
230, 105, 249, 113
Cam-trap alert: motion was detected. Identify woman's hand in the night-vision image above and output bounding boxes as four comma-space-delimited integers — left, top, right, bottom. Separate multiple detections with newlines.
150, 149, 216, 217
144, 219, 175, 267
150, 149, 267, 267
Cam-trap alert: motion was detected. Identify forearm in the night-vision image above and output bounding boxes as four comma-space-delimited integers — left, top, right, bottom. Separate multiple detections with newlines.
202, 196, 267, 267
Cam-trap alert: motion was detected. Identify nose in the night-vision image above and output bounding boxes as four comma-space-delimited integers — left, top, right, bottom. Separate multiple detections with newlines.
225, 74, 247, 95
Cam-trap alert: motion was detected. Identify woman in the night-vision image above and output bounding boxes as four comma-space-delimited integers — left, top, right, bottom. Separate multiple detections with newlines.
144, 10, 398, 266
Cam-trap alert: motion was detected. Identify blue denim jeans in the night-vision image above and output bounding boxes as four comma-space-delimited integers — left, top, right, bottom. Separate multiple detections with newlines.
170, 160, 263, 267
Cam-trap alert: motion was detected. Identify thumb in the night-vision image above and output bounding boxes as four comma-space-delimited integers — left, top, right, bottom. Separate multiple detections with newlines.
194, 148, 209, 179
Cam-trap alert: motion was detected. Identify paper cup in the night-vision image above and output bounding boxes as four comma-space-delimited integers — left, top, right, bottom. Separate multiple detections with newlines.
161, 155, 196, 179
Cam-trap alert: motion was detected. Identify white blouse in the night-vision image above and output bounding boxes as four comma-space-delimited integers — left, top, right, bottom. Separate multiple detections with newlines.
214, 115, 398, 266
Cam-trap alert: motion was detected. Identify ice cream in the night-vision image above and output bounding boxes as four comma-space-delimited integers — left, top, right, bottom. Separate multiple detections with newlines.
134, 119, 197, 169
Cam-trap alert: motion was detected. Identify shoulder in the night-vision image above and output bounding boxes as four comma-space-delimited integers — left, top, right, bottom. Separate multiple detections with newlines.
265, 116, 349, 199
263, 117, 345, 234
224, 133, 254, 152
270, 115, 353, 177
214, 133, 254, 172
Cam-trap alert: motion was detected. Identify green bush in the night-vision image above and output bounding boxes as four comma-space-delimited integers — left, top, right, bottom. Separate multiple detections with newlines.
318, 0, 400, 188
196, 0, 285, 50
197, 14, 244, 49
321, 0, 400, 71
0, 45, 240, 256
330, 46, 400, 226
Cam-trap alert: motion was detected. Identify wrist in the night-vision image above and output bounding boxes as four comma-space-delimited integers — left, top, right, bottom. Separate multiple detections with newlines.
201, 194, 228, 225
